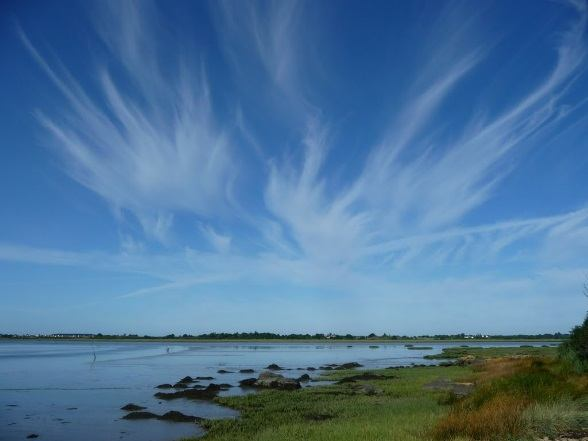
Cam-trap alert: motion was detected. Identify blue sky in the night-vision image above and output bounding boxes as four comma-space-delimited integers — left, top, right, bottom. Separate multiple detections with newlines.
1, 0, 588, 335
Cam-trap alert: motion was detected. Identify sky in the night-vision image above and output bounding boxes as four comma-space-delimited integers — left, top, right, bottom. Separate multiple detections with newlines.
1, 0, 588, 336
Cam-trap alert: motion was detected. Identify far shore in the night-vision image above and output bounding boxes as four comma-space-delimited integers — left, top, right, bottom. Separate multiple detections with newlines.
0, 337, 564, 344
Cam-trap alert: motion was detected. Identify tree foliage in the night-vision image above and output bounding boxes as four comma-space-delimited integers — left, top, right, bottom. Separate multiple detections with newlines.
567, 313, 588, 363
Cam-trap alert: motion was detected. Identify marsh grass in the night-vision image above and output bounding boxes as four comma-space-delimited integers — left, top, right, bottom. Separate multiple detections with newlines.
432, 394, 528, 440
523, 397, 588, 439
195, 366, 466, 441
425, 346, 558, 360
187, 347, 585, 441
432, 357, 588, 441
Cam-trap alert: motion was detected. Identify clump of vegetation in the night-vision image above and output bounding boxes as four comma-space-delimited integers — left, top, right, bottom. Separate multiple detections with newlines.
424, 345, 558, 360
432, 356, 588, 440
558, 313, 588, 373
523, 397, 588, 439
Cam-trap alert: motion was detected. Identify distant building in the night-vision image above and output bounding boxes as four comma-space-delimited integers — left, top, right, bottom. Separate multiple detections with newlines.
51, 333, 95, 338
464, 334, 489, 339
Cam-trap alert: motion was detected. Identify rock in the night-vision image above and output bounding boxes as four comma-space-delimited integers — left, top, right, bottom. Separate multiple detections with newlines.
154, 384, 220, 400
337, 373, 389, 384
207, 383, 232, 391
335, 362, 363, 370
160, 411, 202, 423
122, 411, 159, 420
196, 376, 214, 380
123, 410, 204, 423
121, 403, 146, 411
239, 369, 255, 373
178, 376, 194, 383
320, 366, 333, 371
26, 435, 39, 439
456, 355, 476, 366
239, 377, 257, 387
217, 369, 233, 374
255, 371, 301, 390
307, 367, 316, 371
172, 383, 188, 389
297, 374, 311, 382
155, 384, 173, 389
265, 363, 283, 370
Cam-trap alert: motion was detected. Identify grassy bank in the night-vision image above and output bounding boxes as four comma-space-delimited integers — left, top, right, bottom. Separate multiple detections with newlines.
191, 346, 586, 441
424, 345, 559, 360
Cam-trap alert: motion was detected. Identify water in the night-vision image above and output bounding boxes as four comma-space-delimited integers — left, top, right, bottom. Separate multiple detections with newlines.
0, 340, 555, 441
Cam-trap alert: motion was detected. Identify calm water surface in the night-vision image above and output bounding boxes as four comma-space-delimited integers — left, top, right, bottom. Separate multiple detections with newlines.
0, 340, 555, 441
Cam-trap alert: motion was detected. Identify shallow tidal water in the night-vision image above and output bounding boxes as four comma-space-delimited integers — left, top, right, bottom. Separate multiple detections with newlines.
0, 340, 555, 441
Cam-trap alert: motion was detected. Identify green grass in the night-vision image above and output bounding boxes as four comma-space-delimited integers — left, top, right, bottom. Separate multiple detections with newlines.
186, 345, 586, 441
523, 397, 588, 439
424, 345, 558, 360
193, 365, 467, 441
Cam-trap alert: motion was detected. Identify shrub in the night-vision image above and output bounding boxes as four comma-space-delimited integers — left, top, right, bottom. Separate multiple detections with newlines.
559, 313, 588, 373
432, 393, 527, 440
568, 314, 588, 362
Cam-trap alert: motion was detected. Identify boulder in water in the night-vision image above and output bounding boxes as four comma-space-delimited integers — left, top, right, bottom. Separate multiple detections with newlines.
121, 403, 146, 411
154, 384, 220, 400
122, 411, 159, 420
265, 363, 284, 370
255, 371, 301, 390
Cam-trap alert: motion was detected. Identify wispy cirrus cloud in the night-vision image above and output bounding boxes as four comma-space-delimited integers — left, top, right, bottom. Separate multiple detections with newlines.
17, 1, 237, 242
263, 0, 587, 269
7, 0, 588, 313
213, 0, 304, 94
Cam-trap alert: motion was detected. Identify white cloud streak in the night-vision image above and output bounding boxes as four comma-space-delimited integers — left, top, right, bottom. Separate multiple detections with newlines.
18, 1, 237, 241
11, 0, 588, 304
263, 0, 587, 270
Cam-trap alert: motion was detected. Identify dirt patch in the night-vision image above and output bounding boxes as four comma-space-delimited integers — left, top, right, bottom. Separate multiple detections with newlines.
424, 378, 474, 397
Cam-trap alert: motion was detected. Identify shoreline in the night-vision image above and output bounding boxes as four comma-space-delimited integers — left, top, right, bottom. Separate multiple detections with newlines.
0, 337, 564, 344
194, 345, 585, 441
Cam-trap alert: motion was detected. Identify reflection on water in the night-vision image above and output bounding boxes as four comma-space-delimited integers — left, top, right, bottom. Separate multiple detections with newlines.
0, 340, 552, 441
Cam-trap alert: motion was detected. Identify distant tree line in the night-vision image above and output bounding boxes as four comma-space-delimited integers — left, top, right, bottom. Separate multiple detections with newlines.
0, 332, 569, 340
